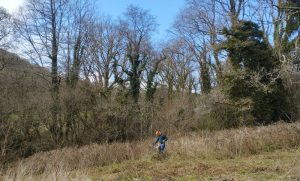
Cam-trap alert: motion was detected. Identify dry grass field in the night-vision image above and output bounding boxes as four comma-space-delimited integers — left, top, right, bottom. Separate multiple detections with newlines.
2, 122, 300, 180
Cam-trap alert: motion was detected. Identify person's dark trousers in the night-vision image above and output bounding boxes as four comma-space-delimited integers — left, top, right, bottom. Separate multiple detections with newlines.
159, 143, 165, 153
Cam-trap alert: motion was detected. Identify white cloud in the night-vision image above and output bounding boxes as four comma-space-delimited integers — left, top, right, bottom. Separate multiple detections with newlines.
0, 0, 24, 14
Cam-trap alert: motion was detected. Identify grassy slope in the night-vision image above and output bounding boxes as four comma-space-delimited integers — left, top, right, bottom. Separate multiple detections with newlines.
3, 122, 300, 181
88, 148, 300, 180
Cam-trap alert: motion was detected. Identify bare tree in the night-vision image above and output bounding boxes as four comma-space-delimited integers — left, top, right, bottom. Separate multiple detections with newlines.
144, 51, 165, 102
60, 0, 94, 142
215, 0, 246, 27
254, 0, 300, 57
0, 7, 13, 49
64, 0, 93, 88
87, 17, 122, 95
269, 0, 285, 57
119, 5, 157, 103
16, 0, 70, 144
163, 39, 195, 96
174, 0, 222, 88
160, 57, 176, 99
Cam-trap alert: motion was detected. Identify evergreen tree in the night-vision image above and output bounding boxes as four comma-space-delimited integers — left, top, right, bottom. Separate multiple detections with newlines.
220, 21, 290, 124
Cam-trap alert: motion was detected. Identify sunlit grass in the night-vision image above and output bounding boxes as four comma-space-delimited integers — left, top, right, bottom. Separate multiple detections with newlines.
89, 148, 300, 180
2, 122, 300, 180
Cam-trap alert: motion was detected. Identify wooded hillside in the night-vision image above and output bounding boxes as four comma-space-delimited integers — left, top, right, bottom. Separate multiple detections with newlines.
0, 0, 299, 165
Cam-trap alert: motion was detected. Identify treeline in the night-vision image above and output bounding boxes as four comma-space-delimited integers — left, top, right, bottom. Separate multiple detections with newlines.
0, 0, 299, 164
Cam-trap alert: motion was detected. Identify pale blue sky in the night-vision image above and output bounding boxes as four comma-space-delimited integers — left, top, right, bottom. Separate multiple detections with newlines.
0, 0, 186, 42
96, 0, 186, 42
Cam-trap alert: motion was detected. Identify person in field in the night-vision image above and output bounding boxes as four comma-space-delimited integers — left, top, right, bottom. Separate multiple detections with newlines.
153, 130, 168, 153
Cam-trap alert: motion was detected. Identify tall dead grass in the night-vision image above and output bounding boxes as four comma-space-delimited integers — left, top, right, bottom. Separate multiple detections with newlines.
170, 122, 300, 158
2, 122, 300, 180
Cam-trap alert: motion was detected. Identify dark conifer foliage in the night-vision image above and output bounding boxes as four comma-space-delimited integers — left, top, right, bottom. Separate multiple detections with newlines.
220, 21, 290, 124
